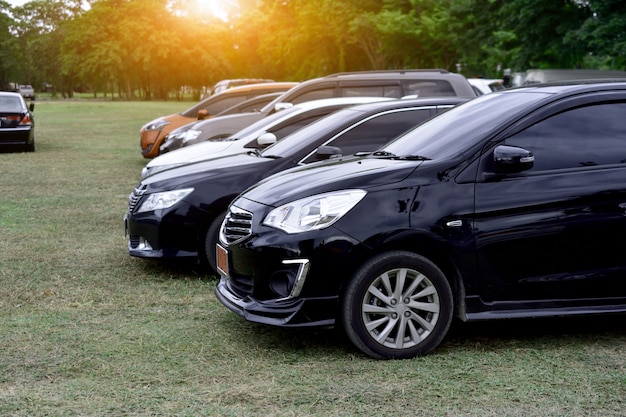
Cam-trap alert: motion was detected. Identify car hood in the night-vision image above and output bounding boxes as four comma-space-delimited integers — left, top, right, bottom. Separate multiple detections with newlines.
241, 156, 423, 207
146, 140, 238, 168
141, 153, 272, 191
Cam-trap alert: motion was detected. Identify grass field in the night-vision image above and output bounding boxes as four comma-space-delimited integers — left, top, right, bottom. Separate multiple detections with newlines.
0, 99, 624, 416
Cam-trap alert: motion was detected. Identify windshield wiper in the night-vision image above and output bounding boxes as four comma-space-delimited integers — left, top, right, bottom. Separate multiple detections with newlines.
372, 150, 396, 157
247, 149, 281, 159
371, 151, 430, 160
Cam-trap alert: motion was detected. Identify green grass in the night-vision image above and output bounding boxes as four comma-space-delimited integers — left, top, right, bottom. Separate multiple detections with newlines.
0, 100, 624, 416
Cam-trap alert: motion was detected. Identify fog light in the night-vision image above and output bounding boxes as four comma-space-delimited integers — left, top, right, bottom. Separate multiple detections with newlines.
268, 259, 310, 300
136, 237, 154, 251
269, 270, 296, 298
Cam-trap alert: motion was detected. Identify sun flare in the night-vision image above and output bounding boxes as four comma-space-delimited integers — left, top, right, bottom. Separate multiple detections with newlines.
194, 0, 237, 21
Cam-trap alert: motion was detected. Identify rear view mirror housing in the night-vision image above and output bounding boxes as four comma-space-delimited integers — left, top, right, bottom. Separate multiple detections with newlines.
257, 132, 277, 147
493, 145, 534, 173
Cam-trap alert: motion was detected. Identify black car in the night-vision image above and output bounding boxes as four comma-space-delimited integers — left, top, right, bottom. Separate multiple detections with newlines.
215, 81, 626, 359
125, 97, 467, 272
0, 91, 35, 152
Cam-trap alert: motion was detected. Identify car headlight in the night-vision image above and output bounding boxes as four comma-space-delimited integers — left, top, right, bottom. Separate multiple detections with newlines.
136, 188, 194, 213
143, 119, 171, 131
182, 129, 202, 144
263, 189, 367, 234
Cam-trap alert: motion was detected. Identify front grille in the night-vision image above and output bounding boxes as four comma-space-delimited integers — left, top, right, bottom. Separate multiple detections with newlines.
128, 184, 147, 213
221, 205, 253, 244
129, 236, 140, 249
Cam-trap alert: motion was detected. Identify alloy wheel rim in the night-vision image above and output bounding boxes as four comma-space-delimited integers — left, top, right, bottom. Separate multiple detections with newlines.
361, 267, 440, 350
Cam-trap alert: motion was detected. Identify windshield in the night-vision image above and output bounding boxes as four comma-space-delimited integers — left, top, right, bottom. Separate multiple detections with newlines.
229, 106, 302, 142
0, 95, 24, 112
380, 91, 550, 160
262, 107, 362, 158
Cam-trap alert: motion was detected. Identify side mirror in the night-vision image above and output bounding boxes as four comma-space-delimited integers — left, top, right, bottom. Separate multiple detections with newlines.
493, 145, 534, 173
257, 132, 277, 147
197, 109, 209, 120
274, 102, 293, 112
29, 103, 35, 112
315, 145, 343, 161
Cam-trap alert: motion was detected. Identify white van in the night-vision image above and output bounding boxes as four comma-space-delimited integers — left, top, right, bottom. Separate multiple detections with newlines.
523, 69, 626, 84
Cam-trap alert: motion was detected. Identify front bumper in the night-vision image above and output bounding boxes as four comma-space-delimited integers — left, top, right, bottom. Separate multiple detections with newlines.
124, 204, 207, 260
215, 275, 337, 327
140, 129, 163, 158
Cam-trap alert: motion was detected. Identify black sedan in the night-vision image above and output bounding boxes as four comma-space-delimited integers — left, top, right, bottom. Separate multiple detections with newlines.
125, 97, 468, 272
0, 92, 35, 152
215, 81, 626, 359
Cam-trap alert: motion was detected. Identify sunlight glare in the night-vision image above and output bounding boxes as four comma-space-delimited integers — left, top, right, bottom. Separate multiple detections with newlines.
195, 0, 236, 22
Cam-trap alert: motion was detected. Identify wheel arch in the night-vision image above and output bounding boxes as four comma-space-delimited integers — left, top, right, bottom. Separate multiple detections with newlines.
354, 230, 467, 319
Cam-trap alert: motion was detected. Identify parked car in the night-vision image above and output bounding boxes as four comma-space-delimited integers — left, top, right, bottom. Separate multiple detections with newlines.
17, 85, 35, 100
215, 80, 626, 360
467, 78, 504, 95
158, 97, 388, 154
126, 97, 468, 274
522, 69, 626, 84
139, 82, 298, 158
156, 69, 476, 154
143, 97, 391, 177
0, 91, 35, 152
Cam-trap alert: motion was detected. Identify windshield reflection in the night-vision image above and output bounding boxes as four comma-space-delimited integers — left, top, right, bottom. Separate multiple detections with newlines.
380, 92, 546, 160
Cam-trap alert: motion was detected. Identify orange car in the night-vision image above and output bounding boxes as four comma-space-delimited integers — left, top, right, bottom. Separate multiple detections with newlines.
140, 82, 297, 158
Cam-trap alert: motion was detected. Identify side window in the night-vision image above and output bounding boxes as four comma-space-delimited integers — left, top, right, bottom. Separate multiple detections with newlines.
340, 85, 403, 98
504, 102, 626, 172
204, 96, 245, 115
402, 80, 456, 97
270, 114, 330, 140
290, 88, 336, 104
301, 108, 433, 163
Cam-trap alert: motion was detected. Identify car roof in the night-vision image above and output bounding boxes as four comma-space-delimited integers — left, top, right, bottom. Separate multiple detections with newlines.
0, 91, 25, 97
321, 69, 452, 78
507, 78, 626, 94
260, 69, 474, 113
211, 81, 298, 95
288, 96, 392, 110
338, 96, 469, 113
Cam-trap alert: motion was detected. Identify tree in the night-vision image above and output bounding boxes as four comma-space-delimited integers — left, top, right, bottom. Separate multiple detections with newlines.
498, 0, 592, 70
0, 0, 18, 88
10, 0, 87, 96
570, 0, 626, 69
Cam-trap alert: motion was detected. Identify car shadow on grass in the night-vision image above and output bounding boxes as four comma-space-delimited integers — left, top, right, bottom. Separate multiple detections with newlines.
217, 312, 626, 359
134, 257, 217, 281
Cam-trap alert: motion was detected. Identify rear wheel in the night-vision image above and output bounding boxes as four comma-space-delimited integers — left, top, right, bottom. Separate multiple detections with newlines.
341, 251, 453, 359
25, 138, 35, 152
202, 212, 226, 274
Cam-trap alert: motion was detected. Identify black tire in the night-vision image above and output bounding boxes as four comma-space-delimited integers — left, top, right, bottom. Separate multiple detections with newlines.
341, 251, 453, 359
202, 211, 226, 274
25, 138, 35, 152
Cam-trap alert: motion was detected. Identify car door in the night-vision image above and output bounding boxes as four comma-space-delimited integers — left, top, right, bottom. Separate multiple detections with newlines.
473, 97, 626, 305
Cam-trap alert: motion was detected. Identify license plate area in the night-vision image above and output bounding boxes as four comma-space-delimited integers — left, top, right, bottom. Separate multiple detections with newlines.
216, 244, 228, 276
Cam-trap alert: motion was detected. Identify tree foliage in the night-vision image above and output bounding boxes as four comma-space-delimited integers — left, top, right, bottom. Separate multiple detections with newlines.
1, 0, 624, 99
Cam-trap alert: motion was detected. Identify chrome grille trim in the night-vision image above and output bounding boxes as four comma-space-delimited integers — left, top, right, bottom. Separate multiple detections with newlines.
128, 184, 147, 213
220, 205, 253, 244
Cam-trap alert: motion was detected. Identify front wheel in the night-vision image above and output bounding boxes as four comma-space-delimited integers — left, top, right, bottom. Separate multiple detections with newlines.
202, 211, 226, 275
341, 251, 453, 359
